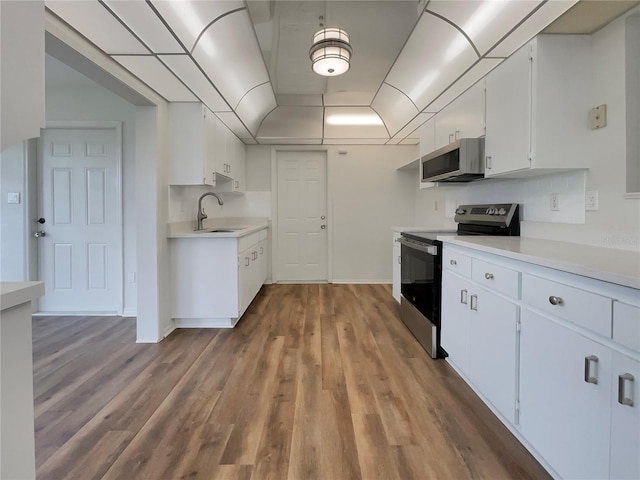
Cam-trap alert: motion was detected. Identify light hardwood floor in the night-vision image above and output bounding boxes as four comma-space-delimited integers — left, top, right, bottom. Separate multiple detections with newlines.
34, 284, 550, 480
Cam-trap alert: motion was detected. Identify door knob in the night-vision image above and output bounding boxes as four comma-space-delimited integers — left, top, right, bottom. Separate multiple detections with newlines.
321, 215, 326, 220
321, 225, 326, 229
34, 231, 46, 238
36, 217, 45, 224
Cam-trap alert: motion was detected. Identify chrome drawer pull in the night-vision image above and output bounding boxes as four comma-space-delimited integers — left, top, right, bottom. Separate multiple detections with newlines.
618, 373, 635, 406
450, 259, 457, 266
460, 289, 468, 305
484, 272, 494, 280
584, 355, 599, 384
549, 296, 563, 306
470, 294, 478, 311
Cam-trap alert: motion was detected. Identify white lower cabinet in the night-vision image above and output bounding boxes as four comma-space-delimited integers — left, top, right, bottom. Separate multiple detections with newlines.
441, 242, 640, 479
610, 352, 640, 480
520, 308, 613, 480
441, 267, 518, 424
171, 229, 267, 327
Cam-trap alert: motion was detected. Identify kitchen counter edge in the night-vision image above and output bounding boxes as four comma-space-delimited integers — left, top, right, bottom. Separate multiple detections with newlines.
167, 219, 269, 239
439, 236, 640, 290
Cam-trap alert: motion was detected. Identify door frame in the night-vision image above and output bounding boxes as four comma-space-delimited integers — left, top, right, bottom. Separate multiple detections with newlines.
36, 120, 124, 314
270, 146, 333, 284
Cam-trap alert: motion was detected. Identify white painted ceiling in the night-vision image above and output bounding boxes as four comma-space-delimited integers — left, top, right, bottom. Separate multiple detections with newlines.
44, 0, 638, 145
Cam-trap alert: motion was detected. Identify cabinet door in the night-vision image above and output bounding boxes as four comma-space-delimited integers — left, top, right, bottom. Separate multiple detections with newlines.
520, 309, 612, 480
434, 106, 457, 150
258, 239, 267, 285
484, 42, 532, 177
213, 115, 228, 177
441, 271, 471, 375
468, 288, 518, 424
238, 248, 252, 316
392, 233, 401, 303
448, 81, 485, 140
169, 103, 207, 185
227, 132, 246, 191
610, 352, 640, 480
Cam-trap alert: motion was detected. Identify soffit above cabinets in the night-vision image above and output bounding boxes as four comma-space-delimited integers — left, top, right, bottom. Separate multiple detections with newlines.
45, 0, 605, 145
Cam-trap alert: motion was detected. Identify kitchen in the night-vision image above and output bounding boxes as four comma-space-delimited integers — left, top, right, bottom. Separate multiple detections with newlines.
1, 0, 639, 479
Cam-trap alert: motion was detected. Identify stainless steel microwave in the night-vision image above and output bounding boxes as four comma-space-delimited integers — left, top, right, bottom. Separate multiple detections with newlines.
420, 138, 485, 184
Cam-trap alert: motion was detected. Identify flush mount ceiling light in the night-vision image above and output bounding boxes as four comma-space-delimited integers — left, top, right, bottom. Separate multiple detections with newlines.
309, 27, 352, 76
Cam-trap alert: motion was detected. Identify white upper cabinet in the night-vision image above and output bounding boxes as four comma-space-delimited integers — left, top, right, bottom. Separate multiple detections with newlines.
434, 80, 485, 150
169, 103, 245, 187
485, 35, 592, 178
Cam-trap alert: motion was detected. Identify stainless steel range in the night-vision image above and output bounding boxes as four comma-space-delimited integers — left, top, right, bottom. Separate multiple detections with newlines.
399, 203, 520, 358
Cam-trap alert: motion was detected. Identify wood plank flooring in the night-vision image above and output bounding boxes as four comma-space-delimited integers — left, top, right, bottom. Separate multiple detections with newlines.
33, 284, 550, 480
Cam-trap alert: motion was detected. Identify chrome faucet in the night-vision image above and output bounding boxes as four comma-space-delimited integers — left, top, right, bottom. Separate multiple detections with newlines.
196, 192, 224, 230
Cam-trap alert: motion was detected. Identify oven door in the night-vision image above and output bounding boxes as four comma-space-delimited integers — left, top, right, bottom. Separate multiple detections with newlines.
398, 237, 440, 325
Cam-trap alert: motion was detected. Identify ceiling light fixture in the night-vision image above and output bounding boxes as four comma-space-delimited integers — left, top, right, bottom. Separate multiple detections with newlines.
309, 27, 352, 76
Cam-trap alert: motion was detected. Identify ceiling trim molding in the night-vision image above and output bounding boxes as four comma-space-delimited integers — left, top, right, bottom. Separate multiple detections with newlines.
424, 9, 481, 58
190, 7, 247, 55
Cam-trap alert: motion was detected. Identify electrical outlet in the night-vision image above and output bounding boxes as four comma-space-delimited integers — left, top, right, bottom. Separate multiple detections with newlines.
550, 193, 560, 211
586, 190, 599, 211
590, 104, 607, 130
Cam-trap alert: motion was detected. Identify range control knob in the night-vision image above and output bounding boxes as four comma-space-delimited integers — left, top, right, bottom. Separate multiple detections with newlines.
487, 207, 496, 215
455, 207, 466, 215
498, 208, 507, 215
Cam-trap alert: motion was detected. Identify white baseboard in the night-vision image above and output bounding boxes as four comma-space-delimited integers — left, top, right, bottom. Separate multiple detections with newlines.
162, 322, 176, 339
33, 311, 119, 316
330, 280, 391, 284
174, 317, 240, 328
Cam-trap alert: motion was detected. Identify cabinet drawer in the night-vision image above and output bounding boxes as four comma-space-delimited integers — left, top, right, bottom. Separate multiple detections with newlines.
443, 250, 471, 277
613, 302, 640, 352
471, 258, 520, 299
258, 228, 268, 242
522, 274, 612, 337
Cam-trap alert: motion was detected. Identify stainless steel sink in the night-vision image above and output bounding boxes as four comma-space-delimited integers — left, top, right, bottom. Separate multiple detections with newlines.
193, 226, 248, 233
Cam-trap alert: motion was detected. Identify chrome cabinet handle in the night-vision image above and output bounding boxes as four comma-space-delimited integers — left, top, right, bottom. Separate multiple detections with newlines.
584, 355, 599, 384
397, 255, 401, 264
618, 373, 635, 406
460, 289, 468, 305
486, 156, 492, 169
235, 180, 239, 189
260, 247, 264, 255
245, 257, 250, 266
549, 296, 563, 306
470, 294, 478, 311
449, 133, 454, 143
484, 272, 494, 280
450, 259, 457, 266
454, 130, 460, 140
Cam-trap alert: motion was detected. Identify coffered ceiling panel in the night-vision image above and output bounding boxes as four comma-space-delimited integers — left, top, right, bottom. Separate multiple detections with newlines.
426, 0, 544, 56
277, 94, 323, 106
149, 0, 244, 52
323, 107, 388, 139
391, 112, 435, 143
323, 138, 389, 145
112, 56, 197, 101
235, 83, 277, 135
371, 84, 420, 137
425, 58, 502, 112
257, 106, 323, 142
488, 0, 579, 57
46, 1, 148, 54
159, 54, 230, 112
323, 91, 375, 107
102, 0, 183, 53
215, 112, 255, 140
192, 10, 270, 109
383, 13, 479, 111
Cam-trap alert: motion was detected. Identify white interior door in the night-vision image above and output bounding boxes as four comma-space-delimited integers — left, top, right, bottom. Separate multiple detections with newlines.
38, 127, 121, 313
276, 151, 328, 282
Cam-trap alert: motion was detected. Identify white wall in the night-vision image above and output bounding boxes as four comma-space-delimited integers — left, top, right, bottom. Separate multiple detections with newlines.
45, 58, 138, 315
416, 10, 640, 251
0, 143, 27, 280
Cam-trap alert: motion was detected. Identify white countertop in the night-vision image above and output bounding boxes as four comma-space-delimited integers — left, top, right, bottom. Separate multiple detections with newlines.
167, 217, 269, 239
1, 281, 45, 311
440, 236, 640, 290
393, 226, 456, 233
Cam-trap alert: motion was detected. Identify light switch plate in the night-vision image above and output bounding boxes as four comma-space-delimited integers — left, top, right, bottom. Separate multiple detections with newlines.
590, 104, 607, 129
586, 190, 599, 211
7, 192, 20, 204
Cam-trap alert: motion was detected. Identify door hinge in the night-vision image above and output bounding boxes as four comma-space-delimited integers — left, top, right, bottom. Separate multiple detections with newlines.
516, 319, 522, 333
527, 152, 534, 163
528, 44, 535, 62
515, 400, 521, 412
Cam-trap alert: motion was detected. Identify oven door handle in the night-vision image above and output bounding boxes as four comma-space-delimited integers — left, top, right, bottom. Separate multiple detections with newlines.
398, 237, 438, 255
